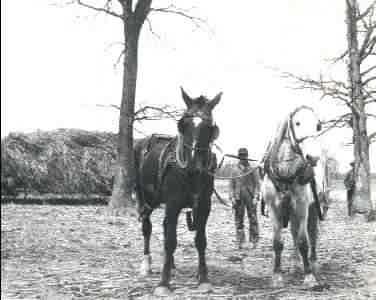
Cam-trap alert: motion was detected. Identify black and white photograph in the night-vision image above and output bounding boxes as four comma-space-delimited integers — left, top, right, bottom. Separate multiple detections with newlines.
2, 1, 376, 299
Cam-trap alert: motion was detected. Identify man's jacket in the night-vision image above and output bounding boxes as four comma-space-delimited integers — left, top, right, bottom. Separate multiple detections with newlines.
344, 169, 355, 190
229, 163, 261, 200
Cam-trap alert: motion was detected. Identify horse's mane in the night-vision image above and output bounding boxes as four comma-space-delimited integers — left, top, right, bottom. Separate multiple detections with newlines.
262, 106, 315, 165
262, 115, 290, 165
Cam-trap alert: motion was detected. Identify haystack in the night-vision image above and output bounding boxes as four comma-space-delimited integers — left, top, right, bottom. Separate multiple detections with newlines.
1, 129, 118, 196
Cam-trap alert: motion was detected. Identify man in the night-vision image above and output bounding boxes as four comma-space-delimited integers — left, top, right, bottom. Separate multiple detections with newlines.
344, 161, 355, 216
229, 148, 261, 249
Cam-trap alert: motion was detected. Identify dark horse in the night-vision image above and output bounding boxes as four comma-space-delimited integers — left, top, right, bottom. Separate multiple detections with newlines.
134, 87, 222, 296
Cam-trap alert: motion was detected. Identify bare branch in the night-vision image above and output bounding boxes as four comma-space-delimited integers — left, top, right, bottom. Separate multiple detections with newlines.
145, 17, 161, 39
96, 103, 183, 122
360, 35, 376, 61
96, 104, 121, 110
113, 48, 126, 68
134, 105, 183, 121
363, 75, 376, 86
317, 114, 351, 137
150, 4, 206, 29
357, 1, 376, 20
133, 126, 148, 136
331, 50, 348, 64
361, 65, 376, 77
362, 86, 376, 103
280, 71, 352, 108
75, 0, 122, 18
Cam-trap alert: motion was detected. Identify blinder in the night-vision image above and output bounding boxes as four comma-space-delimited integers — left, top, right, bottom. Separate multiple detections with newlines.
177, 118, 186, 134
211, 124, 220, 141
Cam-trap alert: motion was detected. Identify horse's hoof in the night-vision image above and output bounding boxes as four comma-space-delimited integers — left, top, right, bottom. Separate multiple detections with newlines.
271, 273, 284, 288
139, 255, 152, 276
153, 286, 172, 297
303, 273, 318, 289
291, 259, 301, 272
197, 282, 213, 293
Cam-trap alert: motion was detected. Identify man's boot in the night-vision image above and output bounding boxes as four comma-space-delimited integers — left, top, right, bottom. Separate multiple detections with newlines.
236, 229, 245, 249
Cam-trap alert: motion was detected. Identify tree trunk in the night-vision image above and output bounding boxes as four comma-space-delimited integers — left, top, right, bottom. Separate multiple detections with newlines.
109, 18, 140, 213
346, 0, 372, 214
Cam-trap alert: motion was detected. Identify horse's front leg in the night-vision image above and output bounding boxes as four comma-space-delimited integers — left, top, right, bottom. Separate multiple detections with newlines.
262, 177, 285, 288
272, 227, 284, 287
140, 213, 152, 276
194, 200, 212, 293
290, 215, 301, 272
296, 204, 319, 288
270, 207, 284, 288
154, 212, 178, 296
307, 203, 319, 278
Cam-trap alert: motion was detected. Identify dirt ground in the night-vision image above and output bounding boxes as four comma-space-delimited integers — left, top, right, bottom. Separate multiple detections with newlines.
2, 182, 376, 299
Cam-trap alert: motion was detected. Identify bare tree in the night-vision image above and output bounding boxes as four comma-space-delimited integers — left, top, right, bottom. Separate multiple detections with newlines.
69, 0, 204, 214
281, 0, 375, 216
97, 103, 183, 135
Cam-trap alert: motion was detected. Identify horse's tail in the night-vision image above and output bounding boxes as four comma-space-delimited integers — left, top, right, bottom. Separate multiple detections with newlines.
186, 210, 196, 231
281, 191, 291, 228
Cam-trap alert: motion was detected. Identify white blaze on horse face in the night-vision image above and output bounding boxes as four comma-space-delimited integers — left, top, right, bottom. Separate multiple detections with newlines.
192, 117, 202, 128
191, 117, 202, 157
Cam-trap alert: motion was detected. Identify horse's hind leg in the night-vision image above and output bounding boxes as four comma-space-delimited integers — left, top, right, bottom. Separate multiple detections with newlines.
140, 213, 152, 276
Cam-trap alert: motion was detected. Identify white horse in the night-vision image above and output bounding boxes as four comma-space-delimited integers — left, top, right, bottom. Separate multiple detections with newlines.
261, 106, 326, 288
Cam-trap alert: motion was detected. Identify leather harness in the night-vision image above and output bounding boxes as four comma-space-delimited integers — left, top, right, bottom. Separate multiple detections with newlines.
137, 133, 217, 223
263, 109, 324, 221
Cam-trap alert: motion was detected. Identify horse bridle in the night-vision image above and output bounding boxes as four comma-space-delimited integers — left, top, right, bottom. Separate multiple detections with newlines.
176, 113, 218, 169
287, 106, 322, 157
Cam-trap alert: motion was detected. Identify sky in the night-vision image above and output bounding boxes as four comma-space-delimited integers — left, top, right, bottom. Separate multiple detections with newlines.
2, 0, 375, 172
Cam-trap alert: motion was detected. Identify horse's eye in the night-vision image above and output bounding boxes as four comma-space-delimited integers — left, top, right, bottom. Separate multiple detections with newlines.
295, 121, 301, 126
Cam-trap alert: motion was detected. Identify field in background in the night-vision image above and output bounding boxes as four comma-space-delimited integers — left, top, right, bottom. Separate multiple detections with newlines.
214, 178, 376, 206
2, 180, 376, 299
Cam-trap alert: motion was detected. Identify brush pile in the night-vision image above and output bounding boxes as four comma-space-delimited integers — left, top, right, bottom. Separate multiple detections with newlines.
1, 129, 118, 196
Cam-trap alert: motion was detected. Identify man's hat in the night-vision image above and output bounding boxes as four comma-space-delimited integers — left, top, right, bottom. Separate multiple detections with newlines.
238, 147, 248, 156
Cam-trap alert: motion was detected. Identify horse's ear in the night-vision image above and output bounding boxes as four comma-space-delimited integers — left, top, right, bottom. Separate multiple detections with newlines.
180, 87, 192, 108
208, 92, 222, 110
